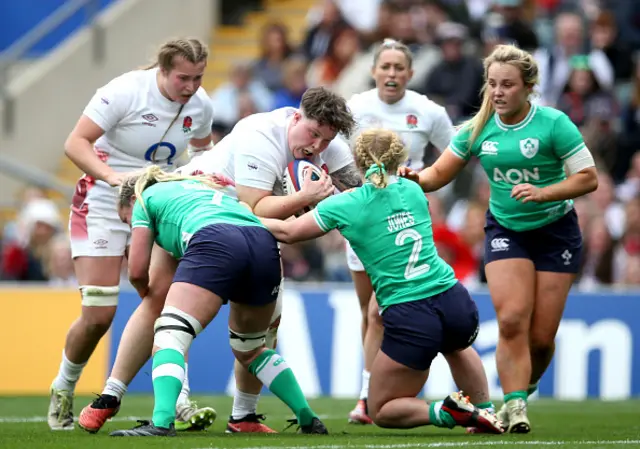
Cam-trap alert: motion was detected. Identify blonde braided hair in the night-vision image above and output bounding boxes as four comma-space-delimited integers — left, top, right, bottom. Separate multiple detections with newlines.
354, 129, 407, 188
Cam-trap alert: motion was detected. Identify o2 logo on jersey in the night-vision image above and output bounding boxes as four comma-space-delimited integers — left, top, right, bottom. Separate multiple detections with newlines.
145, 142, 177, 165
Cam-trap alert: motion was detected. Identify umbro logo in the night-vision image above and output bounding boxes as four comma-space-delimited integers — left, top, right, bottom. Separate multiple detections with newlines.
490, 238, 509, 252
142, 114, 158, 127
142, 114, 158, 122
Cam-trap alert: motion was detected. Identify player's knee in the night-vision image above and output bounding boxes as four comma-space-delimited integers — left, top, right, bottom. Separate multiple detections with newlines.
229, 328, 267, 366
80, 285, 119, 307
367, 398, 384, 426
153, 306, 202, 355
143, 287, 168, 317
497, 313, 528, 340
79, 285, 119, 332
529, 330, 555, 353
368, 303, 382, 328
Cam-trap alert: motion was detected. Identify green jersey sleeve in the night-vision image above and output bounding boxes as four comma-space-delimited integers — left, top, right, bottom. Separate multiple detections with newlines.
131, 197, 153, 230
312, 190, 362, 233
448, 125, 473, 161
552, 112, 586, 160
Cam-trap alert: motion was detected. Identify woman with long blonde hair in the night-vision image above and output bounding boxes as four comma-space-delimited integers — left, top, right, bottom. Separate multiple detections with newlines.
400, 44, 598, 432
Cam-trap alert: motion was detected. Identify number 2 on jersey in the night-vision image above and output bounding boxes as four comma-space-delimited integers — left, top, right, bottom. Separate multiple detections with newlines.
395, 229, 430, 280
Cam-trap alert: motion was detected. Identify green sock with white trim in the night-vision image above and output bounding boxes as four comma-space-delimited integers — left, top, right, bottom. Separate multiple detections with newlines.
151, 348, 185, 428
248, 349, 316, 427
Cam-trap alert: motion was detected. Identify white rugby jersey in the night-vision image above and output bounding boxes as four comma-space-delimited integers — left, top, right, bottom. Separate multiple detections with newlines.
347, 89, 454, 170
182, 107, 354, 197
83, 68, 213, 172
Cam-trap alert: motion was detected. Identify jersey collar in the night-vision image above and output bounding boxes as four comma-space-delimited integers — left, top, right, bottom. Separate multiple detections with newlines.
494, 103, 537, 132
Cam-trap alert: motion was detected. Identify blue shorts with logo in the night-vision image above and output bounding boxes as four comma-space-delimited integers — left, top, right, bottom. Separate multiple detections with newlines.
484, 209, 583, 273
173, 223, 282, 305
380, 282, 479, 371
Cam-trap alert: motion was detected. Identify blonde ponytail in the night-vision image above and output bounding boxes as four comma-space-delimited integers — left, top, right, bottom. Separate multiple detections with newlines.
459, 91, 494, 148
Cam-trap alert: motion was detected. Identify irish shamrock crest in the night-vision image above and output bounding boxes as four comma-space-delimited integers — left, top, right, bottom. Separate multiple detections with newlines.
519, 138, 539, 159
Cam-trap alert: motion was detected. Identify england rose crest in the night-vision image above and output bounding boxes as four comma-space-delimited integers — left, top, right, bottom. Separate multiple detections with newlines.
182, 116, 193, 133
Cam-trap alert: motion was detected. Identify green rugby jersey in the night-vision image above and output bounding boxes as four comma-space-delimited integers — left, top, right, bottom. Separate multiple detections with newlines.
313, 177, 457, 310
131, 180, 264, 258
450, 105, 585, 231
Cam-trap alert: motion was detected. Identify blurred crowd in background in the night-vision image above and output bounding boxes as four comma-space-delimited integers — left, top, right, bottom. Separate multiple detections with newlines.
2, 0, 640, 290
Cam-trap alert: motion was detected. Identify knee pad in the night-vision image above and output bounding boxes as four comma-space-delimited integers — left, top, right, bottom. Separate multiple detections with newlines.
80, 285, 119, 307
229, 328, 267, 352
154, 306, 203, 355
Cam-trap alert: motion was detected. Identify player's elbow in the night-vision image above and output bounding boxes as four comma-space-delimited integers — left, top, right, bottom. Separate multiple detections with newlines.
64, 133, 87, 161
128, 263, 149, 287
579, 167, 598, 195
63, 134, 77, 159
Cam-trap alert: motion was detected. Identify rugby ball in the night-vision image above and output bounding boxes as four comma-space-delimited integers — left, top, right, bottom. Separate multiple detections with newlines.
282, 160, 324, 215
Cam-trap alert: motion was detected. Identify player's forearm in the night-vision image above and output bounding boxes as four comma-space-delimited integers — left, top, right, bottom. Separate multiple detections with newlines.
541, 169, 598, 202
260, 218, 295, 243
417, 167, 448, 192
64, 135, 116, 182
253, 193, 311, 219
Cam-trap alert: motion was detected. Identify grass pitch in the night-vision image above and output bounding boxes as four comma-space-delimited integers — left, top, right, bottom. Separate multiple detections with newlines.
1, 395, 639, 448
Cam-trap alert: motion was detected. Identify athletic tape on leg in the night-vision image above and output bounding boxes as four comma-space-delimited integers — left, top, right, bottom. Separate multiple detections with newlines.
80, 285, 119, 306
229, 328, 267, 352
154, 306, 203, 355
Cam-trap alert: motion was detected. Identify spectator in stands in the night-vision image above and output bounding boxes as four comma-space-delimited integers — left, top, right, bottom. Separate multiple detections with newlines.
556, 55, 618, 129
618, 152, 640, 204
272, 56, 309, 109
491, 0, 539, 51
1, 186, 47, 244
418, 22, 483, 124
316, 230, 350, 282
533, 11, 614, 106
254, 22, 295, 92
588, 172, 625, 239
578, 216, 616, 290
1, 198, 61, 281
236, 90, 260, 121
302, 0, 347, 61
47, 234, 76, 287
617, 60, 640, 182
209, 61, 273, 129
613, 195, 640, 284
306, 25, 361, 88
428, 194, 478, 285
590, 10, 634, 83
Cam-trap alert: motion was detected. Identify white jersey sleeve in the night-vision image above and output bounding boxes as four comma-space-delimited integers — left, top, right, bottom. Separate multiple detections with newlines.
83, 78, 133, 132
429, 105, 455, 152
321, 138, 354, 174
234, 129, 283, 192
191, 98, 214, 140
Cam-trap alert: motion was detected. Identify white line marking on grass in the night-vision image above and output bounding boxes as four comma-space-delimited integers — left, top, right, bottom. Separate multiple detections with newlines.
193, 441, 640, 449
